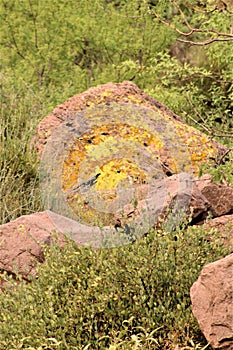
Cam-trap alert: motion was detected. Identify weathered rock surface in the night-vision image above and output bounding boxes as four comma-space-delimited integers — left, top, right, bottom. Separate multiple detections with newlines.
204, 214, 233, 235
0, 173, 210, 278
32, 81, 185, 156
2, 81, 232, 348
202, 214, 233, 249
0, 211, 64, 284
115, 172, 210, 231
190, 253, 233, 350
33, 81, 227, 175
196, 174, 233, 217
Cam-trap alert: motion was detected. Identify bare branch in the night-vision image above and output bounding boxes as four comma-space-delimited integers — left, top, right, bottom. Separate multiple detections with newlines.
216, 148, 233, 165
145, 0, 233, 46
172, 0, 193, 30
186, 4, 218, 14
185, 94, 233, 139
28, 0, 39, 49
177, 37, 233, 45
184, 111, 233, 138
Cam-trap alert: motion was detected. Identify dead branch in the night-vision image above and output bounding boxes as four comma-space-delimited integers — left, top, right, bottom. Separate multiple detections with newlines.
216, 148, 233, 165
177, 37, 233, 45
145, 0, 233, 46
185, 93, 233, 139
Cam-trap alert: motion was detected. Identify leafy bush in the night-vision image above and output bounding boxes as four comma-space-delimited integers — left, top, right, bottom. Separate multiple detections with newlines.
0, 226, 230, 349
0, 78, 43, 223
0, 1, 232, 349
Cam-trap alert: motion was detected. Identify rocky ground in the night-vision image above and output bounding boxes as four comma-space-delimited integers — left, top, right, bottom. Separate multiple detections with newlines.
1, 82, 232, 349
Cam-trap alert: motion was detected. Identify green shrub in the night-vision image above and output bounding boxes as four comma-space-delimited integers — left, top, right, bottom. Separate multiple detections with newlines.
0, 225, 230, 349
0, 1, 232, 348
0, 76, 45, 224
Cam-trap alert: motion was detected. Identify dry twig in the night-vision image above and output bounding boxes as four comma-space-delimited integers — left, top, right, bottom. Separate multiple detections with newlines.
144, 0, 233, 46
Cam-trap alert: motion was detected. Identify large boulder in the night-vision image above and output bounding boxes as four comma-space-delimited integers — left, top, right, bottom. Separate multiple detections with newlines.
33, 82, 229, 245
190, 254, 233, 350
33, 81, 227, 177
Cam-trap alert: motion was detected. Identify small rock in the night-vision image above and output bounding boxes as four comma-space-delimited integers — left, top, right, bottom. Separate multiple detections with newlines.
115, 173, 210, 231
0, 211, 64, 284
202, 214, 233, 249
190, 253, 233, 349
196, 175, 233, 217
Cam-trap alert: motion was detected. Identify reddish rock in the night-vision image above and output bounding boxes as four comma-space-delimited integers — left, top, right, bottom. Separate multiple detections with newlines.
204, 214, 233, 234
0, 173, 210, 279
32, 81, 184, 156
32, 81, 227, 172
190, 253, 233, 350
203, 214, 233, 249
114, 172, 210, 231
0, 211, 64, 283
196, 175, 233, 217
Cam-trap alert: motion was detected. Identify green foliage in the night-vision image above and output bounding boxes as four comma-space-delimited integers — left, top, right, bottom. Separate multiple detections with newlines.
0, 0, 174, 91
142, 0, 233, 148
0, 76, 43, 223
0, 1, 232, 348
0, 226, 230, 349
198, 151, 233, 185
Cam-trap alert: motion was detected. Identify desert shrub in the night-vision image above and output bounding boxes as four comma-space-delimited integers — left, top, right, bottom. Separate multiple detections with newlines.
0, 225, 230, 349
0, 0, 232, 225
0, 77, 43, 223
0, 2, 232, 348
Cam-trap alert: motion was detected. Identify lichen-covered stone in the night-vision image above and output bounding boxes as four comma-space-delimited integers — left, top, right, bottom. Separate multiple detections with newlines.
33, 81, 227, 173
35, 82, 229, 246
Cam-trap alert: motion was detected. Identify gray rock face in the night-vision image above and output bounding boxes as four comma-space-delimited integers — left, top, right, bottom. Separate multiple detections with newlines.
190, 253, 233, 350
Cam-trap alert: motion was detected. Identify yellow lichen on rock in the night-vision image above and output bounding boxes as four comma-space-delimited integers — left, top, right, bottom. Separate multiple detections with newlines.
174, 122, 216, 173
34, 82, 227, 172
61, 119, 168, 226
62, 122, 165, 193
37, 85, 229, 230
96, 159, 146, 191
